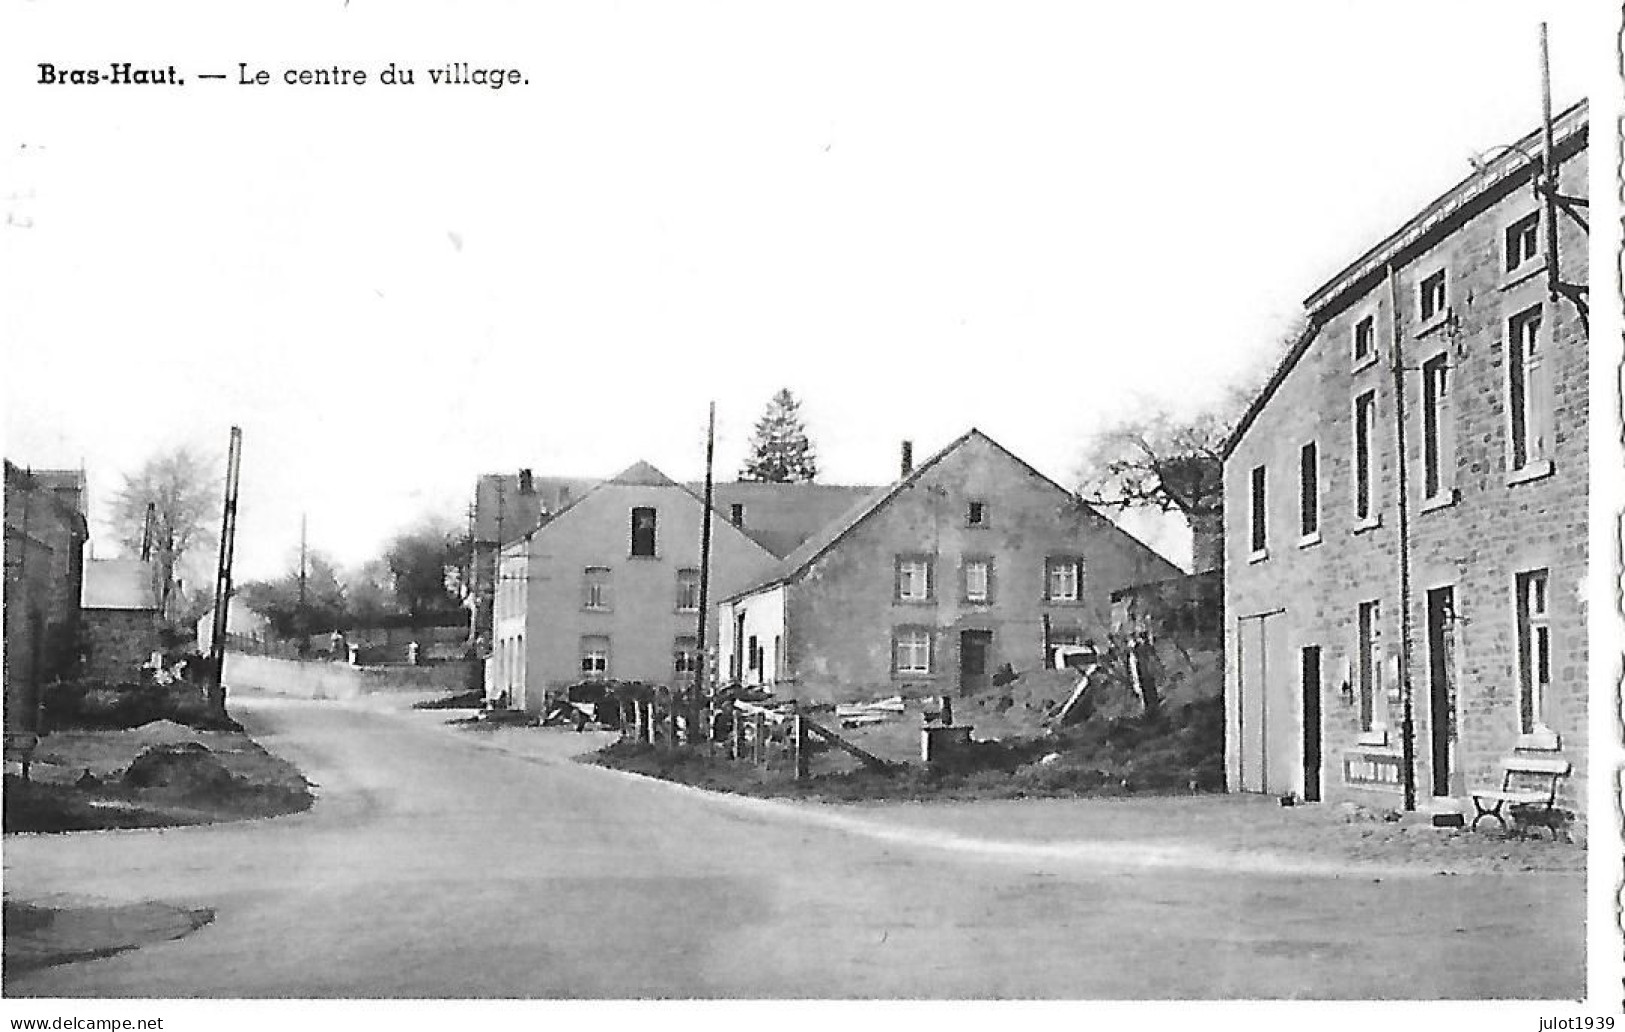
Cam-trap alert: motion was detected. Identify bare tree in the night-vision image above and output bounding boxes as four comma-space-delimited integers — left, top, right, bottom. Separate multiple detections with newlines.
1079, 318, 1307, 573
107, 445, 221, 611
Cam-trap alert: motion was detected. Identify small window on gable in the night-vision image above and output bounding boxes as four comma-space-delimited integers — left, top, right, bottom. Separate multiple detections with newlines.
966, 500, 988, 527
1419, 269, 1447, 322
1299, 442, 1318, 538
1353, 316, 1376, 366
675, 568, 700, 612
1506, 212, 1540, 273
896, 555, 934, 602
1248, 465, 1267, 556
631, 507, 657, 557
1045, 557, 1082, 602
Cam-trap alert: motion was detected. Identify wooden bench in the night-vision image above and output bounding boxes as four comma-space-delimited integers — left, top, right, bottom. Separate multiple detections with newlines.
1469, 755, 1571, 838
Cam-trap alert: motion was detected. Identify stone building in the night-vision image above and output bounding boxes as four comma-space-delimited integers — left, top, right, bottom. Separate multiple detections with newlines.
3, 462, 89, 737
80, 558, 164, 683
1222, 102, 1587, 817
719, 429, 1180, 704
490, 462, 794, 713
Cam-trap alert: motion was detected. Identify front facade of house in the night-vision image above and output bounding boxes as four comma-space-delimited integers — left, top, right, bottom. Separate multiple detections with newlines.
489, 462, 781, 713
1223, 103, 1587, 816
81, 557, 164, 684
719, 430, 1181, 704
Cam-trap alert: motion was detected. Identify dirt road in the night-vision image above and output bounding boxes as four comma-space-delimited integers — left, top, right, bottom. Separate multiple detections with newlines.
3, 693, 1583, 999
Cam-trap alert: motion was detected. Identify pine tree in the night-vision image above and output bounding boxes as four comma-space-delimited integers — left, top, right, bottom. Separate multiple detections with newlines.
740, 389, 819, 483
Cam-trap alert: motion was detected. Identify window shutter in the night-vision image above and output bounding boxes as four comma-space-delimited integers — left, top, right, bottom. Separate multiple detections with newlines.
894, 558, 903, 601
926, 558, 935, 600
925, 630, 935, 675
1439, 370, 1457, 493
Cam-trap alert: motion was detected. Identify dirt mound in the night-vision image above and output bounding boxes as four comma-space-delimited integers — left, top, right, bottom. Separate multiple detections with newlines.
122, 742, 236, 797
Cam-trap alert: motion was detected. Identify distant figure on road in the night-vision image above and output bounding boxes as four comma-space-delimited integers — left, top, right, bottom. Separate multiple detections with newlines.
330, 631, 346, 662
407, 641, 420, 666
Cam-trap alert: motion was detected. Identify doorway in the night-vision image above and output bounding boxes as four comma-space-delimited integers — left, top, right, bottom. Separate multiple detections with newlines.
1301, 645, 1322, 802
1426, 587, 1457, 797
959, 630, 992, 694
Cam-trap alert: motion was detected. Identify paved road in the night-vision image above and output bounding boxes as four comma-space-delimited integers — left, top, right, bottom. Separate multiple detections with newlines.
4, 693, 1584, 999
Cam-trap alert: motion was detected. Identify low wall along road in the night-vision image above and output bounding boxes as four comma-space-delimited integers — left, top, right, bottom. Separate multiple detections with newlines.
225, 654, 475, 700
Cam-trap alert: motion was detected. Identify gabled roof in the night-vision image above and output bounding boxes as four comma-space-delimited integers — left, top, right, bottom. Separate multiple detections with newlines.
473, 472, 597, 543
1222, 99, 1588, 460
695, 480, 880, 558
608, 460, 677, 487
723, 428, 1120, 600
82, 558, 160, 611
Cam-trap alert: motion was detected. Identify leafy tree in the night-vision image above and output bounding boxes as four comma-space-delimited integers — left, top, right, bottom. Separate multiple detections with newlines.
238, 551, 347, 640
384, 517, 468, 619
740, 388, 819, 483
107, 445, 220, 611
343, 559, 401, 627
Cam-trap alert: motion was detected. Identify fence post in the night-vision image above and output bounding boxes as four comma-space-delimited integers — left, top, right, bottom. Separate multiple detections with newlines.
731, 704, 742, 761
754, 711, 767, 767
793, 706, 808, 781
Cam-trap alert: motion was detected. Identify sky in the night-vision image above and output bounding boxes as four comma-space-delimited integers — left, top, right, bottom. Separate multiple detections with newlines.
1, 0, 1604, 582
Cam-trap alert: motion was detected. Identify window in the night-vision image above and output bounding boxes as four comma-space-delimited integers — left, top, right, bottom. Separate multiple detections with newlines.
893, 627, 932, 676
1353, 315, 1376, 365
582, 567, 611, 610
1422, 352, 1453, 500
675, 568, 700, 612
1354, 390, 1376, 522
1505, 212, 1540, 273
580, 636, 610, 681
747, 635, 761, 676
1515, 570, 1551, 734
673, 637, 698, 680
1419, 269, 1447, 322
963, 558, 991, 603
896, 555, 934, 602
1508, 304, 1550, 470
1299, 442, 1319, 538
1248, 465, 1267, 555
1357, 601, 1381, 732
729, 503, 745, 527
630, 506, 657, 557
966, 500, 988, 527
1046, 557, 1082, 602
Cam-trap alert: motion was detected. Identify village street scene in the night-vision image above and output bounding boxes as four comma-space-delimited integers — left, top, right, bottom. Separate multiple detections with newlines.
1, 1, 1611, 1017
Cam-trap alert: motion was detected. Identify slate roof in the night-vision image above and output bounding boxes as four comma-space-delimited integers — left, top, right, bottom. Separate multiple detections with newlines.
698, 481, 879, 558
723, 428, 1117, 601
82, 558, 160, 610
473, 473, 597, 543
1222, 99, 1589, 460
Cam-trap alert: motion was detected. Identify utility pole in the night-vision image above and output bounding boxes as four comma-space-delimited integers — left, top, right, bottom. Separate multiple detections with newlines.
1539, 22, 1560, 302
1387, 266, 1417, 812
206, 427, 243, 718
695, 402, 717, 697
298, 513, 309, 658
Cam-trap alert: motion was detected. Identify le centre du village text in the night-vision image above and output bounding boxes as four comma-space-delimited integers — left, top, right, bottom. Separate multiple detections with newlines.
35, 62, 527, 89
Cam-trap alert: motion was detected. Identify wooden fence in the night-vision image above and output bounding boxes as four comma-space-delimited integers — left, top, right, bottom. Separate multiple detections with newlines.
619, 689, 890, 780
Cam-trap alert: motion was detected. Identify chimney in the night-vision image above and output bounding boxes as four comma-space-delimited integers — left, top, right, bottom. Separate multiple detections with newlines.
900, 440, 914, 478
518, 469, 534, 495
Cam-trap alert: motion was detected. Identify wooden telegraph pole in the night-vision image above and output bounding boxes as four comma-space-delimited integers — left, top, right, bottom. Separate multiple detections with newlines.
695, 403, 717, 698
206, 427, 243, 718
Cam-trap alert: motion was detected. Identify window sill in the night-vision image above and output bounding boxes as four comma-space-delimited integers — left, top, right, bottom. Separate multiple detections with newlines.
1356, 727, 1389, 747
1044, 599, 1084, 607
582, 607, 613, 615
626, 553, 662, 561
1499, 264, 1544, 292
1297, 532, 1321, 549
894, 598, 937, 607
1516, 728, 1561, 752
962, 598, 993, 607
1247, 548, 1269, 565
1419, 489, 1459, 513
1414, 314, 1449, 338
1351, 353, 1380, 375
1351, 514, 1382, 534
1506, 460, 1554, 486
